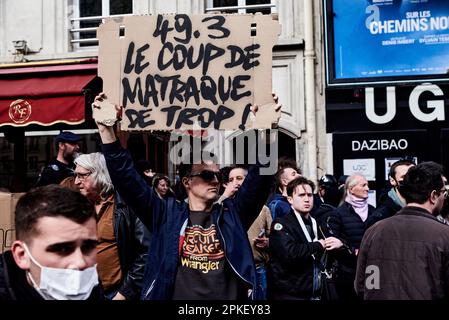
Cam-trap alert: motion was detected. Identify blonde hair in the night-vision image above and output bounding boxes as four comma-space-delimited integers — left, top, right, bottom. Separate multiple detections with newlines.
339, 174, 366, 205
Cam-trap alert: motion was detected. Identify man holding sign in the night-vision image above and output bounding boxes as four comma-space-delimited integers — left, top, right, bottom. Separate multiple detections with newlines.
94, 12, 281, 300
93, 92, 280, 300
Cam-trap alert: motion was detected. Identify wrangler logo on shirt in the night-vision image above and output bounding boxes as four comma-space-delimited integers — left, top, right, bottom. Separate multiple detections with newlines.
180, 224, 224, 274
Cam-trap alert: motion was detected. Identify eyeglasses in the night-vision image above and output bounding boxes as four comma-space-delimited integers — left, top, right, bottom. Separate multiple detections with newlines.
74, 171, 92, 181
189, 170, 221, 182
438, 188, 448, 199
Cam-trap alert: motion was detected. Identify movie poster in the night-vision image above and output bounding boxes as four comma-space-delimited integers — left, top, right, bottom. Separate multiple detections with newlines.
331, 0, 449, 80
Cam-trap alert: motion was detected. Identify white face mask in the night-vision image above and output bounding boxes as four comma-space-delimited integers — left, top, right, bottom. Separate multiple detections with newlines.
23, 243, 99, 300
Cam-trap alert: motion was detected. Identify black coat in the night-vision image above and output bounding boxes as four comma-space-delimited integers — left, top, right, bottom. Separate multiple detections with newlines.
113, 192, 151, 300
328, 203, 375, 249
326, 202, 374, 300
327, 202, 375, 273
366, 194, 402, 228
35, 159, 75, 187
268, 211, 324, 299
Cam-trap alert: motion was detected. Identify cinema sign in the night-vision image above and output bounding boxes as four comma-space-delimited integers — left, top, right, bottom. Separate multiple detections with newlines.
365, 83, 445, 124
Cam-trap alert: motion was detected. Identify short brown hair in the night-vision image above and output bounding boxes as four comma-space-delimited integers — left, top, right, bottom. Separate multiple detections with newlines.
286, 177, 315, 197
15, 185, 96, 242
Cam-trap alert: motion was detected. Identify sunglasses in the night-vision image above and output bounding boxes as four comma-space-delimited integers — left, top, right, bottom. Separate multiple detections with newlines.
189, 170, 221, 182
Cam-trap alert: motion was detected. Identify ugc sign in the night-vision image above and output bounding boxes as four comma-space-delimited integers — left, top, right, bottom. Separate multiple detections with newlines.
365, 83, 445, 124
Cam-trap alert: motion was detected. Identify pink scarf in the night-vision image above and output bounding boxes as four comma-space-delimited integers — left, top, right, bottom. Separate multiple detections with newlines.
345, 193, 368, 222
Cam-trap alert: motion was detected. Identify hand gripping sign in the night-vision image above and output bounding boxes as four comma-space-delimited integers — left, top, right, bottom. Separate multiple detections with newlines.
96, 14, 281, 131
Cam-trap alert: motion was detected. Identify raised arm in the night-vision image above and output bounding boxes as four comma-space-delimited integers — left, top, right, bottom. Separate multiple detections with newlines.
233, 160, 274, 230
232, 94, 282, 230
93, 93, 163, 230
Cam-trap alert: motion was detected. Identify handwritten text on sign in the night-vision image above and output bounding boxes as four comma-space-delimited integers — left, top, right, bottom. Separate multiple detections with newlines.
97, 14, 280, 131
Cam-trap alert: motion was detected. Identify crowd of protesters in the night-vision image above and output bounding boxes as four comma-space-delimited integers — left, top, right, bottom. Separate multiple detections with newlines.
1, 94, 449, 301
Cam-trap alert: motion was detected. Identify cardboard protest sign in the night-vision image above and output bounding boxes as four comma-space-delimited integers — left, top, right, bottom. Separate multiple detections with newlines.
97, 14, 280, 131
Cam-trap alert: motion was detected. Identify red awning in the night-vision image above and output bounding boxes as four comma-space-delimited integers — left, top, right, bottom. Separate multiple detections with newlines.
0, 63, 97, 127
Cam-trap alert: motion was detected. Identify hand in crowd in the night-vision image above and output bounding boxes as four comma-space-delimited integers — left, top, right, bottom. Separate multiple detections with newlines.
222, 183, 240, 199
323, 237, 343, 250
250, 92, 282, 115
250, 92, 282, 144
272, 92, 282, 113
92, 92, 122, 126
253, 236, 269, 249
91, 92, 122, 143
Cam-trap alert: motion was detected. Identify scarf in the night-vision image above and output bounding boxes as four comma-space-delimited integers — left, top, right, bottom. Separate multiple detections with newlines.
388, 188, 405, 208
345, 193, 368, 222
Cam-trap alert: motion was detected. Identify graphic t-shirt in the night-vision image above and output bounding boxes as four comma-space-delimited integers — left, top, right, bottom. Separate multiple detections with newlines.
172, 211, 241, 300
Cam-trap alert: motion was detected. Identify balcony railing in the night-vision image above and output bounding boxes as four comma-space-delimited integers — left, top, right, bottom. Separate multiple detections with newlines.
70, 13, 131, 47
70, 3, 276, 48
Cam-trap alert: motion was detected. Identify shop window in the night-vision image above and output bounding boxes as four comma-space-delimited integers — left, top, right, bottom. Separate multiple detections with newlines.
71, 0, 132, 48
0, 150, 14, 190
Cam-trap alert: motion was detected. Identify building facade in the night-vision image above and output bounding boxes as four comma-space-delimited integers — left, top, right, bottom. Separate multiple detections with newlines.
0, 0, 328, 191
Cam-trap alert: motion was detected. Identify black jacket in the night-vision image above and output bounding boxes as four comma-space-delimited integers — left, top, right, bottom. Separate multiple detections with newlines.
268, 211, 324, 299
327, 202, 375, 274
113, 192, 151, 300
0, 251, 103, 300
312, 203, 336, 232
35, 159, 75, 187
366, 194, 402, 228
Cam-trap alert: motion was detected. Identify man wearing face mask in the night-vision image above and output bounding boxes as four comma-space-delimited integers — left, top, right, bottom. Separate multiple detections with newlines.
0, 185, 103, 300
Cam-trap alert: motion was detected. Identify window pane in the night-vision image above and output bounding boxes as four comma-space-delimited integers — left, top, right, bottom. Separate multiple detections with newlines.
110, 0, 132, 15
214, 0, 238, 6
79, 0, 101, 46
79, 0, 102, 17
213, 0, 238, 13
246, 0, 271, 14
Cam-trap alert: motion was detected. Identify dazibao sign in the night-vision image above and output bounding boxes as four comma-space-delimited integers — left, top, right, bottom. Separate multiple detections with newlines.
97, 14, 280, 131
325, 0, 449, 85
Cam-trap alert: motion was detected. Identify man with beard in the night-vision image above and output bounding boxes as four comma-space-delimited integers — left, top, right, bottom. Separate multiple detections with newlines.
355, 161, 449, 300
35, 131, 81, 186
367, 159, 415, 227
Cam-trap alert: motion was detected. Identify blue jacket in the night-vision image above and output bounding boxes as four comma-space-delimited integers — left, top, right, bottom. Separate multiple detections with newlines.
102, 141, 273, 300
267, 193, 291, 220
